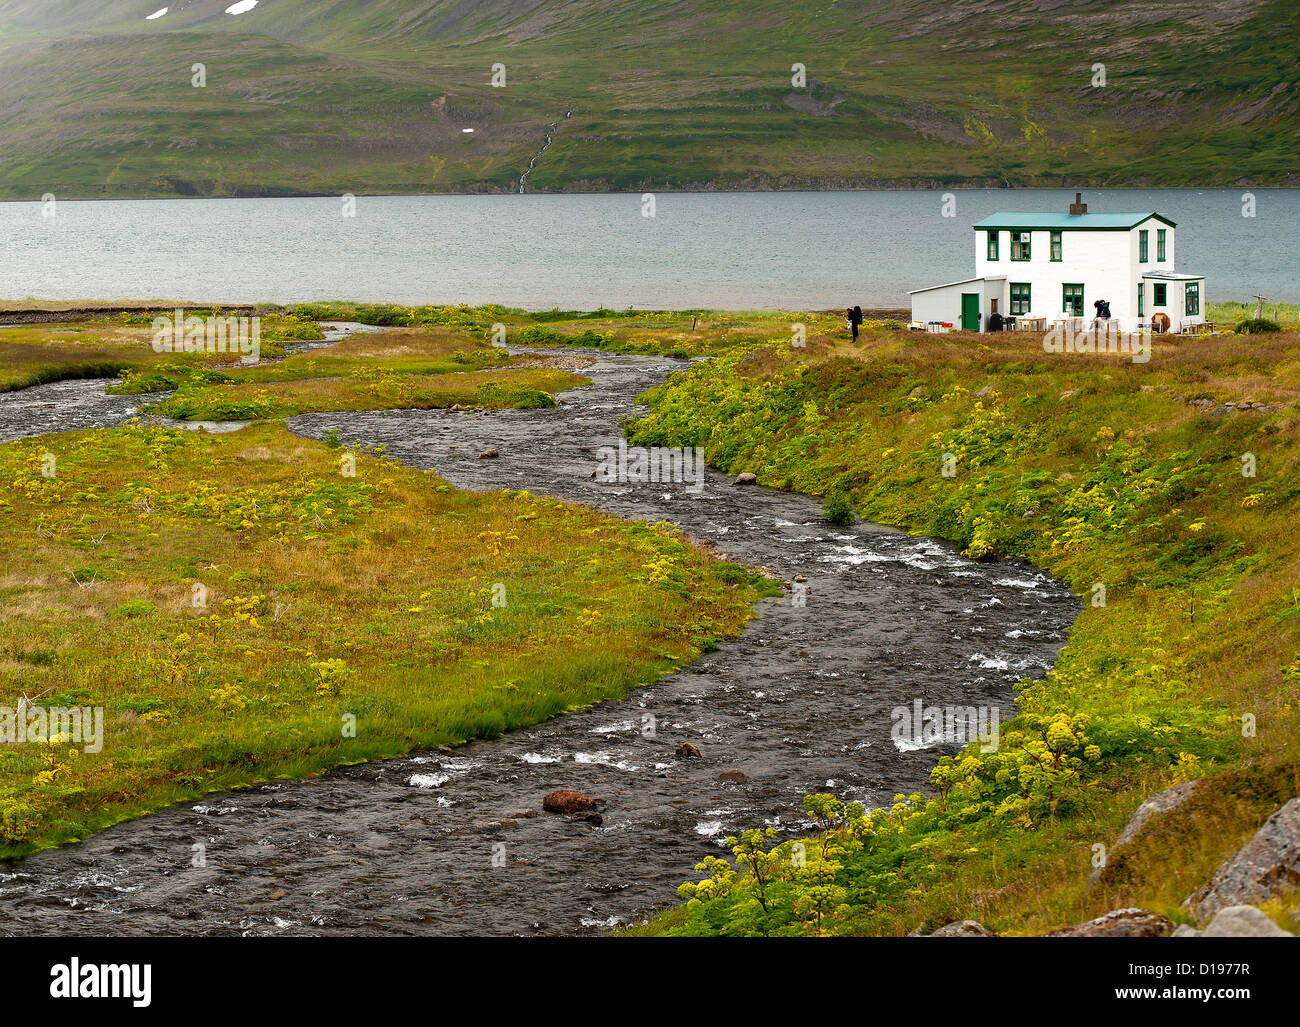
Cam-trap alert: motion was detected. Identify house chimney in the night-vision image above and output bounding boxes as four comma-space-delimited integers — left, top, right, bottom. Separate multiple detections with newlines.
1068, 192, 1088, 215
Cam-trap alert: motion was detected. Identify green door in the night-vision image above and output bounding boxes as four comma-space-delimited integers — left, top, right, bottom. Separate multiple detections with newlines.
961, 293, 981, 331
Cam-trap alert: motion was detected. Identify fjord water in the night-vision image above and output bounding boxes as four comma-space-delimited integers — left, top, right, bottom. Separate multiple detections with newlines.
2, 189, 1295, 310
0, 344, 1078, 935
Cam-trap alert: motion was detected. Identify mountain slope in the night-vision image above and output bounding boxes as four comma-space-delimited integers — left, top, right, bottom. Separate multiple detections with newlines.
0, 0, 1296, 198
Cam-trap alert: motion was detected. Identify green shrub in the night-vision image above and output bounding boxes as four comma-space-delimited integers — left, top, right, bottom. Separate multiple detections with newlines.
1234, 318, 1281, 334
822, 484, 854, 524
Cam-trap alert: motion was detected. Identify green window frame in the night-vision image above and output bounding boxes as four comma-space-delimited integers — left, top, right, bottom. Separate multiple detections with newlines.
1062, 283, 1085, 317
1011, 231, 1031, 261
1156, 229, 1166, 261
986, 231, 999, 260
1153, 282, 1167, 306
1050, 231, 1062, 261
1139, 230, 1149, 263
1010, 282, 1031, 315
1185, 282, 1200, 316
1138, 282, 1144, 317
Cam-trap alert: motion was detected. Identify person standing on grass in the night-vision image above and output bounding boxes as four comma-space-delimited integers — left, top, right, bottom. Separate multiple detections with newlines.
848, 305, 863, 342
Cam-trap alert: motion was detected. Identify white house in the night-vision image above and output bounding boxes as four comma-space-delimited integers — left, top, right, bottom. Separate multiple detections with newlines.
908, 194, 1206, 333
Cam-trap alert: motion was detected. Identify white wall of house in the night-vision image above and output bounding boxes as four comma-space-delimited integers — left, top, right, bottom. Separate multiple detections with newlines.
910, 277, 1005, 330
967, 218, 1203, 330
974, 228, 1138, 326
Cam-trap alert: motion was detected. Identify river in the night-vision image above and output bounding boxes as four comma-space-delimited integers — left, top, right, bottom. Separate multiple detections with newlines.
0, 336, 1079, 935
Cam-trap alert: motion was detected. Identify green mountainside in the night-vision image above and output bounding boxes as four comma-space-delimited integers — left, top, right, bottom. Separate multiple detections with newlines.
0, 0, 1295, 198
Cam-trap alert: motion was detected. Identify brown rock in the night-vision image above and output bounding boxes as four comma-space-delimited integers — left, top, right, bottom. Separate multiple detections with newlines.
675, 742, 701, 758
542, 789, 596, 814
734, 472, 758, 485
479, 449, 500, 459
718, 769, 749, 784
914, 920, 994, 937
1043, 908, 1173, 938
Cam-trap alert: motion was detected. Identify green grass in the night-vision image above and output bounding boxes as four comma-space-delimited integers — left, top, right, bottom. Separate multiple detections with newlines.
1208, 301, 1300, 329
0, 310, 326, 392
140, 366, 587, 420
0, 1, 1295, 197
0, 420, 773, 859
290, 303, 813, 358
621, 322, 1300, 935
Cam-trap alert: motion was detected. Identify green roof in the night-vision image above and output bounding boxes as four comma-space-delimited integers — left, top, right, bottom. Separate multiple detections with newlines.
974, 212, 1176, 231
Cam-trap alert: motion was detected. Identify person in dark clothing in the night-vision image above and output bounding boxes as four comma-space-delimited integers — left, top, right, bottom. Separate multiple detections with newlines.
988, 311, 1005, 332
848, 305, 864, 341
1094, 298, 1111, 321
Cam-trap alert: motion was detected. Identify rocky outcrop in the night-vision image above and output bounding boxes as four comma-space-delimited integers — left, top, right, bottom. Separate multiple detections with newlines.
1187, 798, 1300, 919
1043, 908, 1174, 938
542, 789, 596, 814
1186, 397, 1287, 416
915, 920, 995, 937
1089, 779, 1201, 887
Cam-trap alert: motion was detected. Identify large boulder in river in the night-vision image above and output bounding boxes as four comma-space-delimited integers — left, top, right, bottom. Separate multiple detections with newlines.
734, 472, 757, 485
718, 769, 749, 784
1187, 797, 1300, 919
675, 742, 701, 758
542, 789, 596, 814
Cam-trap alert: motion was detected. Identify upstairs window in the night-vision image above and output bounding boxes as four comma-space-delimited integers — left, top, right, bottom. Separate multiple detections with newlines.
1157, 228, 1167, 261
1153, 282, 1167, 306
987, 231, 999, 260
1010, 282, 1031, 315
1050, 231, 1062, 261
1062, 283, 1085, 316
1185, 282, 1200, 316
1011, 231, 1031, 261
1139, 229, 1149, 263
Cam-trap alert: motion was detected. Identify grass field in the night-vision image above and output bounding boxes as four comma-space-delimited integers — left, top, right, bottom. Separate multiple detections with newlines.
620, 320, 1300, 935
0, 312, 320, 392
140, 366, 587, 420
0, 419, 772, 858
